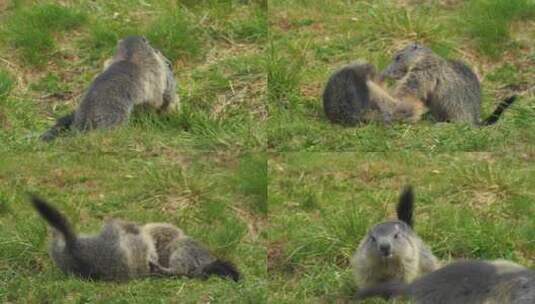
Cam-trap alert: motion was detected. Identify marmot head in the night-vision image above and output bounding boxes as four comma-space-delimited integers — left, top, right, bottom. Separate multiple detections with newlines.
348, 61, 378, 81
382, 43, 432, 80
111, 35, 159, 66
362, 220, 416, 261
360, 186, 416, 261
154, 48, 173, 71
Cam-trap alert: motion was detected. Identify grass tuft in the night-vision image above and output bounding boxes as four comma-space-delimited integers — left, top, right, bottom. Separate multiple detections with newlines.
229, 6, 268, 43
461, 0, 535, 57
83, 22, 138, 62
0, 70, 14, 99
267, 41, 306, 107
146, 8, 203, 62
3, 4, 87, 65
356, 1, 449, 46
237, 153, 267, 215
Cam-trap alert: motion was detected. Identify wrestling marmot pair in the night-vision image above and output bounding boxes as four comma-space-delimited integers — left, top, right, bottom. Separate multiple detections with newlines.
323, 43, 516, 126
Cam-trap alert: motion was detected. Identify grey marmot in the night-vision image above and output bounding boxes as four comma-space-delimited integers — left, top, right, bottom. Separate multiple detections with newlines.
40, 35, 178, 141
351, 186, 439, 289
382, 43, 516, 125
30, 196, 240, 282
142, 223, 241, 282
355, 259, 535, 304
323, 62, 425, 126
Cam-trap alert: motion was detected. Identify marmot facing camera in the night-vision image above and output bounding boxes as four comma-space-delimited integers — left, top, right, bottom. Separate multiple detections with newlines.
351, 186, 439, 289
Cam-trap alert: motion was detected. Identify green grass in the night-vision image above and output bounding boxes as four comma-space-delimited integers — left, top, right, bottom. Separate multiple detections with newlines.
267, 40, 306, 109
1, 1, 534, 303
462, 0, 535, 58
0, 0, 266, 303
238, 153, 268, 215
0, 70, 13, 99
2, 3, 87, 66
146, 8, 203, 62
268, 152, 535, 303
267, 0, 535, 151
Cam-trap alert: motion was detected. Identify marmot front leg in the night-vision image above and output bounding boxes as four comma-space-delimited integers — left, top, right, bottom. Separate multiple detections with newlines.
368, 80, 426, 123
391, 70, 431, 122
392, 95, 427, 123
149, 261, 176, 277
366, 81, 397, 123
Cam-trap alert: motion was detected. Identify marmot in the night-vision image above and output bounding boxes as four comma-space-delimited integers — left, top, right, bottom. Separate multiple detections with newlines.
351, 186, 439, 289
30, 196, 240, 282
382, 43, 516, 125
40, 35, 179, 141
30, 195, 160, 280
142, 223, 241, 282
355, 259, 535, 304
323, 62, 425, 126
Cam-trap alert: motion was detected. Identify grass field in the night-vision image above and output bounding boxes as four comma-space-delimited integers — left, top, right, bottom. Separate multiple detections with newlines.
1, 0, 534, 303
268, 0, 535, 152
268, 152, 535, 303
0, 0, 267, 303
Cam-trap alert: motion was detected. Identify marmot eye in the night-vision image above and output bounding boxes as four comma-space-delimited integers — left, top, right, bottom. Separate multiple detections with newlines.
395, 55, 401, 61
370, 236, 376, 243
394, 233, 400, 239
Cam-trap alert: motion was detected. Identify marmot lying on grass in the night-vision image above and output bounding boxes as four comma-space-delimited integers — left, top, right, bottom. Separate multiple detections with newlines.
30, 195, 239, 281
356, 259, 535, 304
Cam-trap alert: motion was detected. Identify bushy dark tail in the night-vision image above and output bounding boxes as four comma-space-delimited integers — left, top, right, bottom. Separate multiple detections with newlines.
481, 96, 517, 126
29, 195, 77, 249
202, 259, 241, 282
354, 281, 409, 301
396, 185, 414, 228
40, 113, 74, 142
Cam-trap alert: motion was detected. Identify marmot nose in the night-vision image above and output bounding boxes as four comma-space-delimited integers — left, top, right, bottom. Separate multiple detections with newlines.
379, 244, 391, 256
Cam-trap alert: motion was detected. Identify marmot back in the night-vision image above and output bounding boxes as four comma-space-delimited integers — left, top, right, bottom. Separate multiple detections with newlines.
322, 62, 373, 126
383, 43, 516, 125
351, 186, 438, 289
40, 35, 178, 141
356, 260, 535, 304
